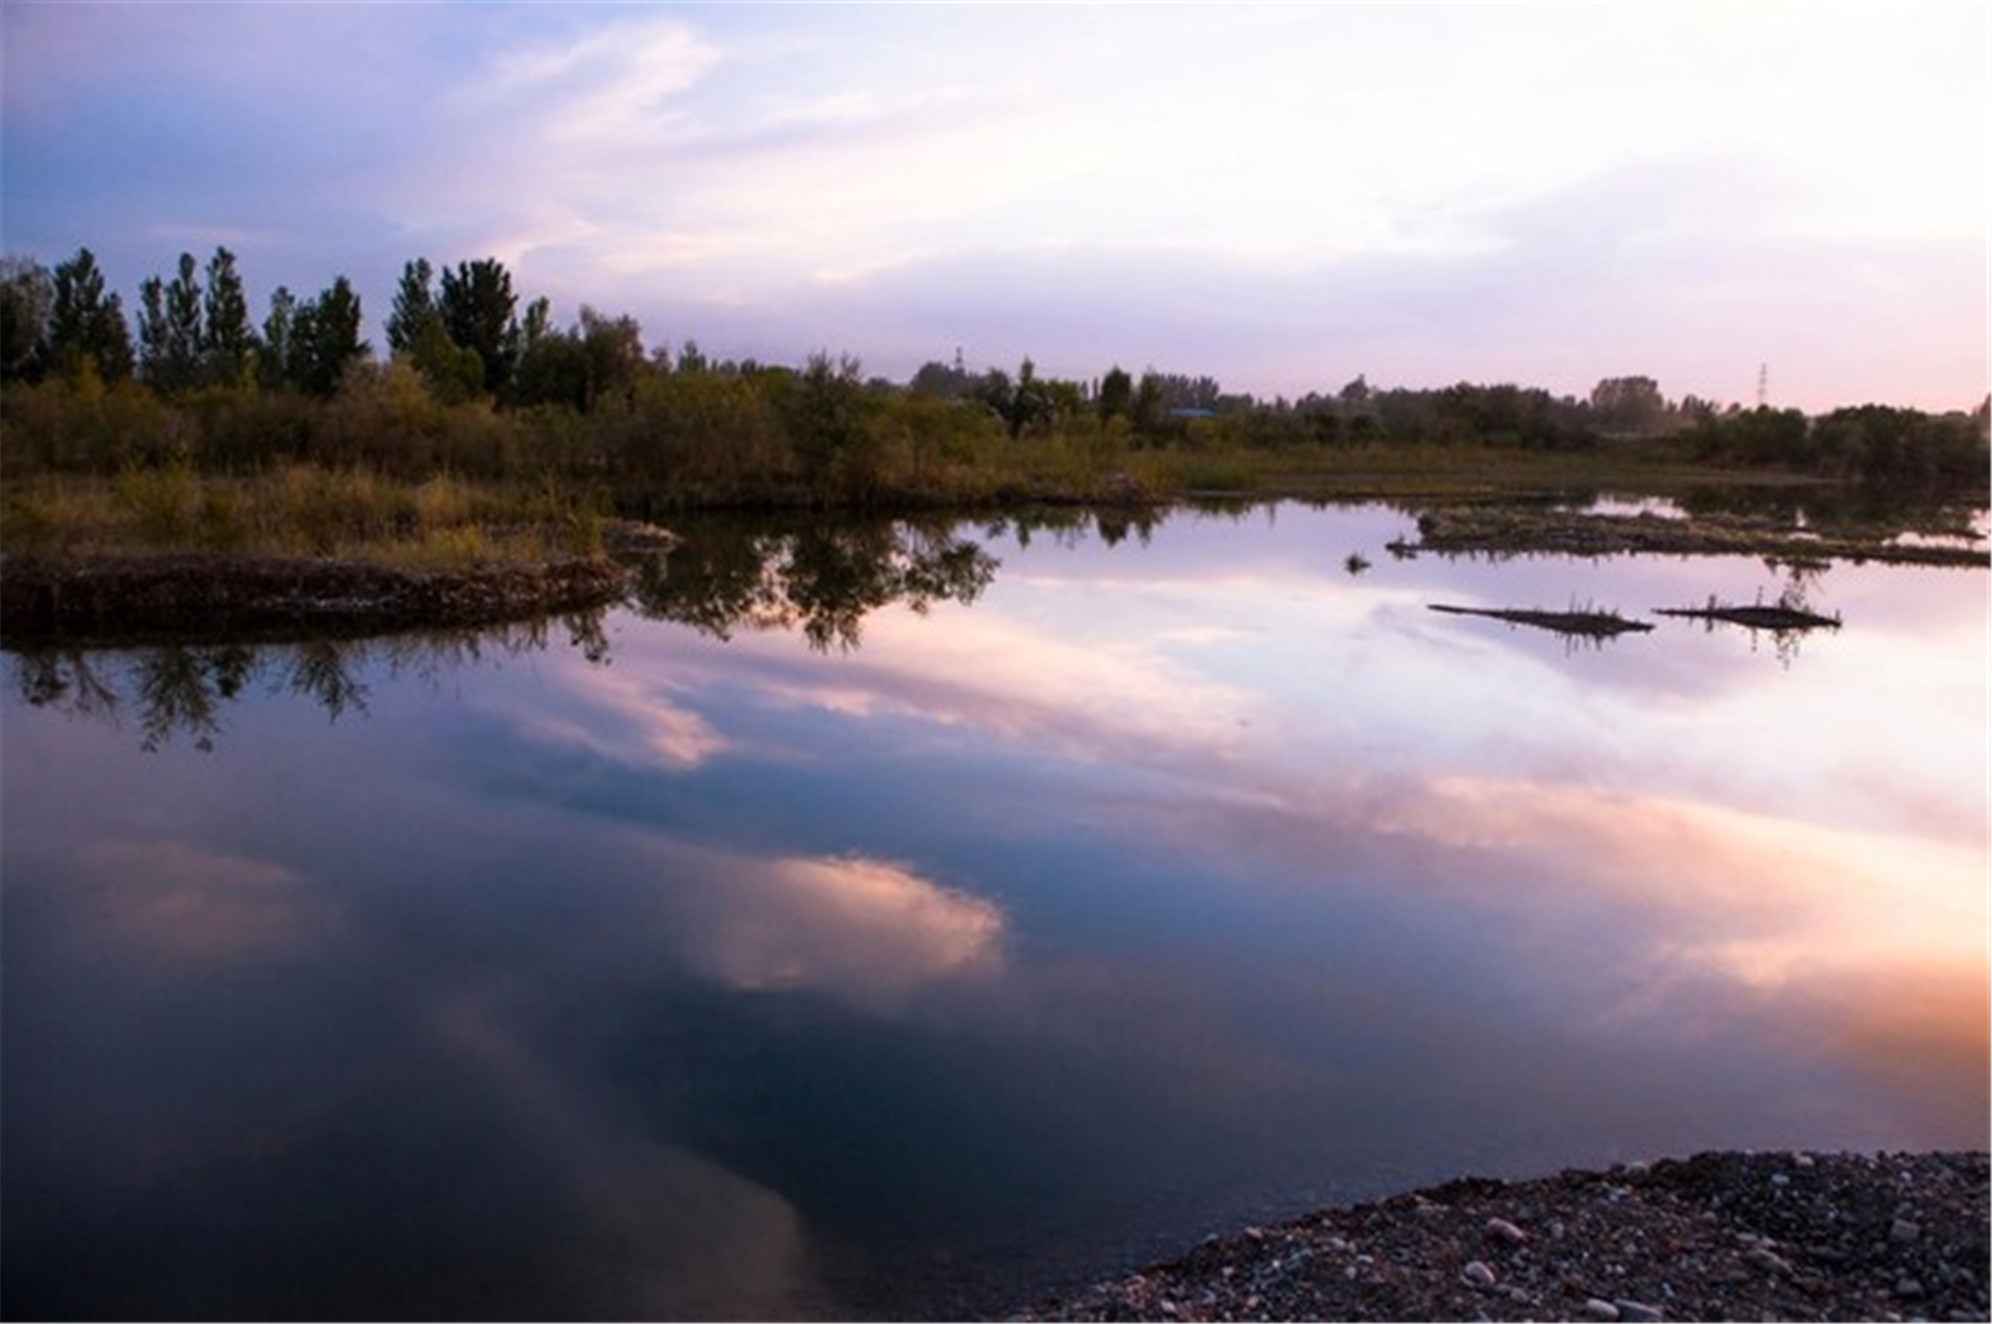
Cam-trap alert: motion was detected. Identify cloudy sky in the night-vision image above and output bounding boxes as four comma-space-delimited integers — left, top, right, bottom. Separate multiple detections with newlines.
4, 4, 1983, 409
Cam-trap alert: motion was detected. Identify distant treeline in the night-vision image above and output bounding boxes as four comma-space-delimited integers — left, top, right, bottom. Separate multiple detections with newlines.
3, 245, 1986, 492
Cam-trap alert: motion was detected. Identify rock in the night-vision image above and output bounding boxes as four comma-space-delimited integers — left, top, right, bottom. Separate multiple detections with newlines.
1614, 1301, 1664, 1322
1794, 1152, 1816, 1168
1895, 1278, 1925, 1299
1486, 1217, 1528, 1245
1461, 1261, 1497, 1288
1583, 1299, 1621, 1320
1891, 1218, 1921, 1242
1771, 1173, 1791, 1187
1158, 1299, 1179, 1317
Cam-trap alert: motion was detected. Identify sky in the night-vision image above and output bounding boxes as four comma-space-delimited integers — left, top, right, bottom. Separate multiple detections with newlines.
3, 3, 1985, 410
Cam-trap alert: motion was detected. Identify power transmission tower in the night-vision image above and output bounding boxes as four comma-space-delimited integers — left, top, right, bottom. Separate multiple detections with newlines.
1757, 363, 1768, 408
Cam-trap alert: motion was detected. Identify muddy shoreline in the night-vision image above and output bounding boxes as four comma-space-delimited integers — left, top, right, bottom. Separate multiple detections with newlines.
1400, 508, 1989, 567
1020, 1151, 1990, 1322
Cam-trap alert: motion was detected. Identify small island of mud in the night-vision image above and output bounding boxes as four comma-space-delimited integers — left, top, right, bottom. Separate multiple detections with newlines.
1021, 1150, 1990, 1323
1401, 508, 1990, 568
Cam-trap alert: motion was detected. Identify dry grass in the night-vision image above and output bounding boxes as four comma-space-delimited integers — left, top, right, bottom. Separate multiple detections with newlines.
1, 464, 604, 566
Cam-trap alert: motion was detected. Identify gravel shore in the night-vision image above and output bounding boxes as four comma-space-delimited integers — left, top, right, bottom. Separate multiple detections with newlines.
1020, 1151, 1989, 1322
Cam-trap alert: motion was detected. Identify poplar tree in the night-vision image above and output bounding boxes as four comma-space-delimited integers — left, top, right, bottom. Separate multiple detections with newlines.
259, 286, 296, 390
47, 247, 134, 382
290, 276, 368, 396
138, 253, 205, 391
201, 246, 254, 386
385, 258, 439, 355
438, 257, 518, 395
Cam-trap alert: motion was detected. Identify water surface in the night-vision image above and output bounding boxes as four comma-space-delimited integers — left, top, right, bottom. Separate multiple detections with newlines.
5, 501, 1985, 1319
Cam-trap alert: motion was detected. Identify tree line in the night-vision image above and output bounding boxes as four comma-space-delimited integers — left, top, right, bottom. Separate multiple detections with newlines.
3, 244, 1986, 490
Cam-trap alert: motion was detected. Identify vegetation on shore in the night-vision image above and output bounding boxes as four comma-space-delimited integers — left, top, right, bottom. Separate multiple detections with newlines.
4, 244, 1985, 639
4, 245, 1987, 518
2, 464, 606, 565
1402, 506, 1988, 567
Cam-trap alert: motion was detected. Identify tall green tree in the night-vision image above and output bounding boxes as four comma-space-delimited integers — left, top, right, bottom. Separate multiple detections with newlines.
92, 293, 135, 383
577, 305, 644, 411
521, 295, 551, 350
47, 247, 134, 382
258, 286, 297, 390
1589, 375, 1666, 432
438, 257, 518, 395
290, 276, 368, 396
385, 258, 439, 355
1098, 365, 1132, 420
0, 256, 54, 381
201, 246, 254, 385
137, 252, 205, 391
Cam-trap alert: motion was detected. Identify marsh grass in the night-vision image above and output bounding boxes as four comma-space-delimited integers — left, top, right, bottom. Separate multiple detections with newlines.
2, 464, 606, 565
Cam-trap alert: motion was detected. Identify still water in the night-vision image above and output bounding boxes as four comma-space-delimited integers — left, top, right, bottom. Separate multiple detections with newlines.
4, 502, 1986, 1319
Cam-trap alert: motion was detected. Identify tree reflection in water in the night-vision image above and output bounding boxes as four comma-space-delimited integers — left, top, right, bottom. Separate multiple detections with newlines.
9, 612, 613, 753
625, 516, 999, 652
8, 515, 1011, 748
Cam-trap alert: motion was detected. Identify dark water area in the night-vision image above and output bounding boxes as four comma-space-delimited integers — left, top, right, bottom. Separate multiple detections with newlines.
4, 501, 1986, 1320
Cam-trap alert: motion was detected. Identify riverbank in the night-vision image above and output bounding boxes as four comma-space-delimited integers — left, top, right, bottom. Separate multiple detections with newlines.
3, 461, 1983, 640
0, 550, 631, 638
1019, 1151, 1990, 1323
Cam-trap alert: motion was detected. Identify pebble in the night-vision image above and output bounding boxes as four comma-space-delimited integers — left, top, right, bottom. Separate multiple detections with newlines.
1891, 1218, 1921, 1242
1461, 1261, 1497, 1288
1771, 1173, 1790, 1187
1614, 1301, 1664, 1322
1583, 1299, 1621, 1320
1896, 1278, 1926, 1299
1486, 1217, 1528, 1245
1794, 1152, 1816, 1168
1745, 1247, 1793, 1274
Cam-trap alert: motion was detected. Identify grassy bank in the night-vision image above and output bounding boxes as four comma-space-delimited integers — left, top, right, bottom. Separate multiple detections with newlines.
2, 464, 606, 565
0, 465, 631, 639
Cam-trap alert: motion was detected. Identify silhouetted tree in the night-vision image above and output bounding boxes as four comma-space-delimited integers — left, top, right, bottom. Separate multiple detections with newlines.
289, 276, 368, 396
258, 287, 296, 390
385, 258, 439, 355
47, 247, 134, 383
578, 305, 644, 411
1590, 375, 1666, 432
1098, 364, 1132, 420
438, 257, 518, 395
201, 247, 254, 386
136, 253, 204, 391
